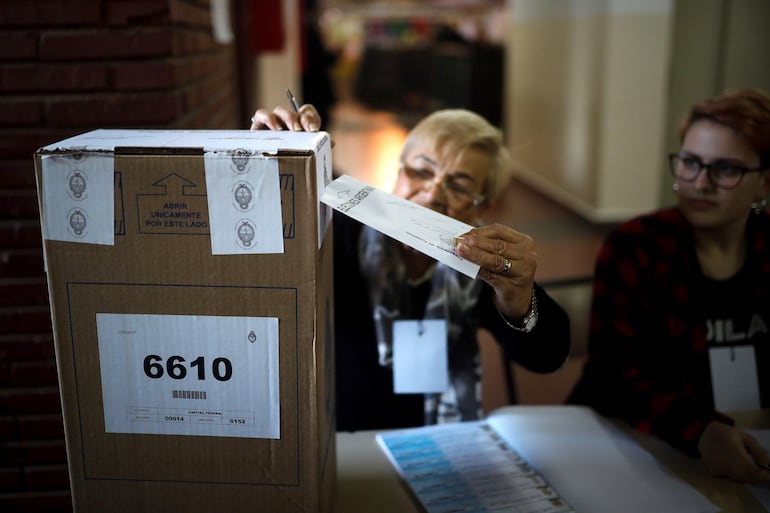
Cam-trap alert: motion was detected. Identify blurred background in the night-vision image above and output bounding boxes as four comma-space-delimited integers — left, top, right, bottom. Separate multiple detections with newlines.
1, 0, 769, 510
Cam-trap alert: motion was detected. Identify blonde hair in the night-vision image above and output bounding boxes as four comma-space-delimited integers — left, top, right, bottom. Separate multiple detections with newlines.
399, 109, 513, 204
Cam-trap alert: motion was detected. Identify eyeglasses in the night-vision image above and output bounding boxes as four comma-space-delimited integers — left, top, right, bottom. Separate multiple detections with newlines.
668, 152, 763, 189
399, 163, 485, 209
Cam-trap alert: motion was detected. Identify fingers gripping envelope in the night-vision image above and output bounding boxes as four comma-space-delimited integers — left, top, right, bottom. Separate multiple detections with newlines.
321, 174, 480, 279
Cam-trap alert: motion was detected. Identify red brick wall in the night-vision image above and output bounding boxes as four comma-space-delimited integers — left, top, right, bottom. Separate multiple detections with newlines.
0, 1, 244, 511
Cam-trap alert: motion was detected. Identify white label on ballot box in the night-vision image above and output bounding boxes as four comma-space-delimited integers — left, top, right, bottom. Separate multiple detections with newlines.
96, 313, 280, 438
41, 153, 115, 246
709, 345, 760, 411
204, 153, 284, 255
393, 319, 449, 394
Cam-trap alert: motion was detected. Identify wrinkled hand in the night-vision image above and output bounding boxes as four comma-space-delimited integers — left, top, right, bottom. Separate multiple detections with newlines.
250, 104, 322, 132
454, 224, 537, 319
698, 421, 770, 484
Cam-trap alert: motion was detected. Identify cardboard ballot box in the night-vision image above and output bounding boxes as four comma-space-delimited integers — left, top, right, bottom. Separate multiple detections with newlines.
33, 130, 336, 513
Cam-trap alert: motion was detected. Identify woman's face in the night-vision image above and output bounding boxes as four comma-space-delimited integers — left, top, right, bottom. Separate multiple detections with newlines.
675, 119, 768, 232
393, 139, 490, 225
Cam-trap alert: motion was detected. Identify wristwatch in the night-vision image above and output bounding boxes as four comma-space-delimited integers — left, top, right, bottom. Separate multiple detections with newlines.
497, 288, 539, 333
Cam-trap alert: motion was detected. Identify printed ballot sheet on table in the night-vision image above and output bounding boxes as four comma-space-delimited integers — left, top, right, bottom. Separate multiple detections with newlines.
377, 406, 722, 513
376, 421, 575, 513
320, 174, 480, 278
487, 406, 720, 513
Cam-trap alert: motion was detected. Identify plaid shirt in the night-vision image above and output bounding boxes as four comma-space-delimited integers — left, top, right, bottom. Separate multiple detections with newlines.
569, 207, 770, 456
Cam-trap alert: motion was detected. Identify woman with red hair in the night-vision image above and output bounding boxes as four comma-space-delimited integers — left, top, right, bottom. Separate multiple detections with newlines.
569, 88, 770, 484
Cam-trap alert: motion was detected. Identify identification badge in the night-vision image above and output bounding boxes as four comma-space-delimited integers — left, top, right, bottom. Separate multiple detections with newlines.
393, 319, 449, 394
709, 345, 760, 412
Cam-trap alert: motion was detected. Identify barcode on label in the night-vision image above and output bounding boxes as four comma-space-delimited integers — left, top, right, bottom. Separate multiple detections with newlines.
172, 390, 207, 400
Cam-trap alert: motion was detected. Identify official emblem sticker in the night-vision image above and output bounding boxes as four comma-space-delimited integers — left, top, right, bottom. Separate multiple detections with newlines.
67, 208, 88, 237
233, 182, 254, 211
67, 170, 87, 200
235, 219, 256, 249
230, 149, 251, 174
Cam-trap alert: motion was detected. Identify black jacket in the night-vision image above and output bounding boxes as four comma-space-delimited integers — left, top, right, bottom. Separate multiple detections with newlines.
332, 213, 570, 431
